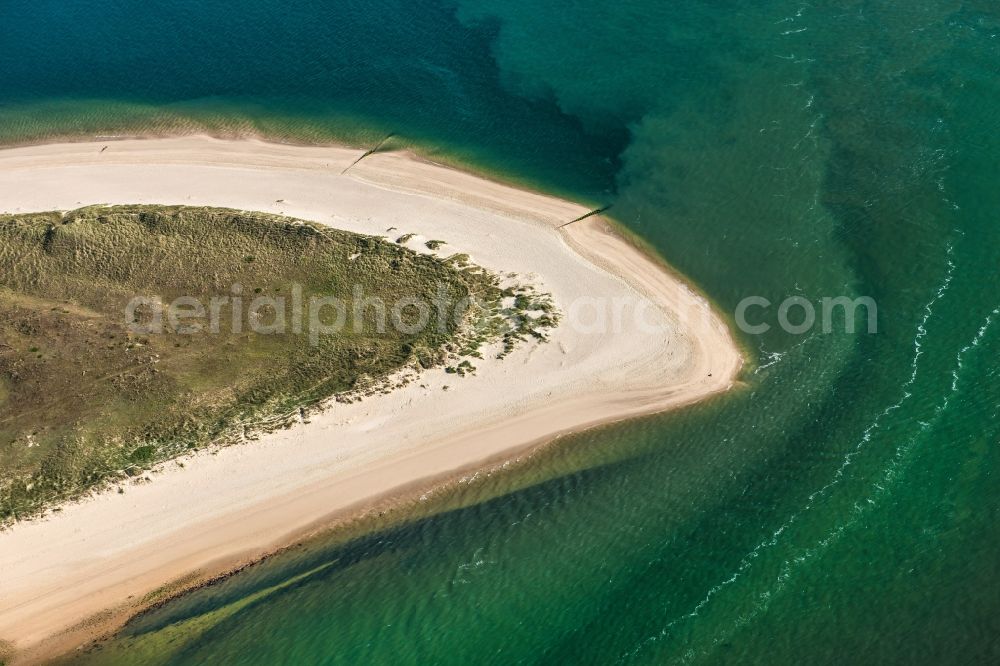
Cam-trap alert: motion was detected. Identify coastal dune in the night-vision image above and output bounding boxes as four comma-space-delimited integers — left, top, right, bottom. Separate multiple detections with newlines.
0, 137, 741, 662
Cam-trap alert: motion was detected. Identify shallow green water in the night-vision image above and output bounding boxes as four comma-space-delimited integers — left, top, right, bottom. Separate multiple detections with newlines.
2, 1, 999, 663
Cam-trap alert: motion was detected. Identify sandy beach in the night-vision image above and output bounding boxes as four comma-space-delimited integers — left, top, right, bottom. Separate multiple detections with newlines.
0, 137, 742, 662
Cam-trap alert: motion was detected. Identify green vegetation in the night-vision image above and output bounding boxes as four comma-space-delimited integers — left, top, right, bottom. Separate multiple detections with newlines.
425, 240, 446, 250
0, 206, 557, 523
445, 360, 476, 376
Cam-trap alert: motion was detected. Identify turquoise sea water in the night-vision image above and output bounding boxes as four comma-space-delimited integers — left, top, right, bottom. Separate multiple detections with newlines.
2, 1, 999, 663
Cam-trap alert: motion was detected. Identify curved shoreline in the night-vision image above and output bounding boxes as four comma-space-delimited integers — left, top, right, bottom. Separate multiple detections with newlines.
0, 137, 742, 663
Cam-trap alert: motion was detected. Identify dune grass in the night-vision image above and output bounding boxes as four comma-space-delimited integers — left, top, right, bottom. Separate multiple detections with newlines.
0, 205, 556, 523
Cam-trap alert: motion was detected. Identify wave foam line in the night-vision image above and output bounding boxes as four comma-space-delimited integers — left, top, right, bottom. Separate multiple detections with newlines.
619, 242, 957, 663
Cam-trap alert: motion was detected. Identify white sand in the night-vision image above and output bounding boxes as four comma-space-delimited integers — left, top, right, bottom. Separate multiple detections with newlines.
0, 137, 741, 661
